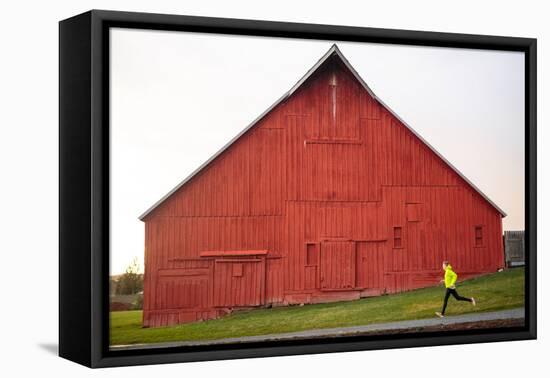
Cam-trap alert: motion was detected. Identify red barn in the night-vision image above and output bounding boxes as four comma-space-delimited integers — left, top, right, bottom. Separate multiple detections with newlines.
139, 45, 506, 327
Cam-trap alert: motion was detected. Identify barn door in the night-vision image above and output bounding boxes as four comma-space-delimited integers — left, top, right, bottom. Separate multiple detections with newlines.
213, 258, 265, 307
356, 241, 384, 289
320, 241, 356, 290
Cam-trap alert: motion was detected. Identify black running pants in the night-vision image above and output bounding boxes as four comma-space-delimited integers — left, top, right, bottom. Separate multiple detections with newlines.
441, 288, 472, 314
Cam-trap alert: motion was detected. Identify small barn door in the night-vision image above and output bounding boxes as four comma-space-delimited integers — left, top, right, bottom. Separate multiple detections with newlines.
356, 241, 384, 289
320, 241, 356, 290
213, 258, 265, 307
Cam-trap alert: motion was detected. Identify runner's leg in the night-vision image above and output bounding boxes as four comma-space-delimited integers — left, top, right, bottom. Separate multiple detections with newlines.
441, 289, 452, 315
449, 288, 472, 303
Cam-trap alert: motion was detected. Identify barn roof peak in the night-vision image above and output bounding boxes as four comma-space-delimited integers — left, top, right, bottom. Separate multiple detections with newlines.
138, 44, 506, 220
287, 43, 377, 100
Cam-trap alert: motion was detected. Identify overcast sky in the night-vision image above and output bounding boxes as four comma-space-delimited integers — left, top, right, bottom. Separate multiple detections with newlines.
110, 28, 524, 275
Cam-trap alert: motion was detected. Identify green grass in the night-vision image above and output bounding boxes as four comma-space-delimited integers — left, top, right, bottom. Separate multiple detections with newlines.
110, 267, 524, 346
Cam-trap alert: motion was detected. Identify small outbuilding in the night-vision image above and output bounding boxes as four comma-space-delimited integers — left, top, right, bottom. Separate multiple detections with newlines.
139, 45, 506, 327
504, 230, 525, 267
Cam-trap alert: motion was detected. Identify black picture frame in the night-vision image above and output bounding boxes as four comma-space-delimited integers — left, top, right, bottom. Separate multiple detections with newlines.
59, 9, 537, 368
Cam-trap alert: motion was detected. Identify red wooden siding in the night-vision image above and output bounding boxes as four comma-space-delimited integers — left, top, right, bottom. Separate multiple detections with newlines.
141, 48, 505, 327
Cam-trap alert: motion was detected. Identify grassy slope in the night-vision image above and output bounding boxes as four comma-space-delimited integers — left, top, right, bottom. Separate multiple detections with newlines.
110, 267, 524, 345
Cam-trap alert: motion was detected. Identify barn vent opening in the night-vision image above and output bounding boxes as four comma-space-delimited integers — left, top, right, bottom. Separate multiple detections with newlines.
329, 72, 337, 124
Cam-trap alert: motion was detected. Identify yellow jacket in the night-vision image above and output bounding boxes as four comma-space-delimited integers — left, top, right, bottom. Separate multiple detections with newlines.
444, 265, 458, 288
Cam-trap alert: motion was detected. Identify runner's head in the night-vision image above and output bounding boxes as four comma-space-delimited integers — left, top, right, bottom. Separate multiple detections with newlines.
442, 261, 450, 270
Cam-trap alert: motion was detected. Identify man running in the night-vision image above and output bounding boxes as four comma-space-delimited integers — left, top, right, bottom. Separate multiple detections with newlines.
435, 261, 476, 318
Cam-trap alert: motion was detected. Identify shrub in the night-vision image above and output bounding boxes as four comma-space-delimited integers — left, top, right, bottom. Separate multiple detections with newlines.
133, 293, 144, 310
110, 302, 132, 311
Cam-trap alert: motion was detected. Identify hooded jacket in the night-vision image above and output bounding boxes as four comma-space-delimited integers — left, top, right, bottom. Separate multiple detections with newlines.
444, 265, 458, 288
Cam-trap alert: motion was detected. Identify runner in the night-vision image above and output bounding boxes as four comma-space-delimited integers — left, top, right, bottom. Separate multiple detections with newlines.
435, 261, 476, 318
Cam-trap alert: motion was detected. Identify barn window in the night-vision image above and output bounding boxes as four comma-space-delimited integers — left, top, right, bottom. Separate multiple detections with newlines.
232, 263, 243, 277
393, 227, 403, 249
306, 243, 318, 266
406, 203, 421, 222
474, 226, 483, 247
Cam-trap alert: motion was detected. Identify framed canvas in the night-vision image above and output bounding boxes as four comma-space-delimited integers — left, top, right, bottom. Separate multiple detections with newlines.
59, 10, 537, 368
